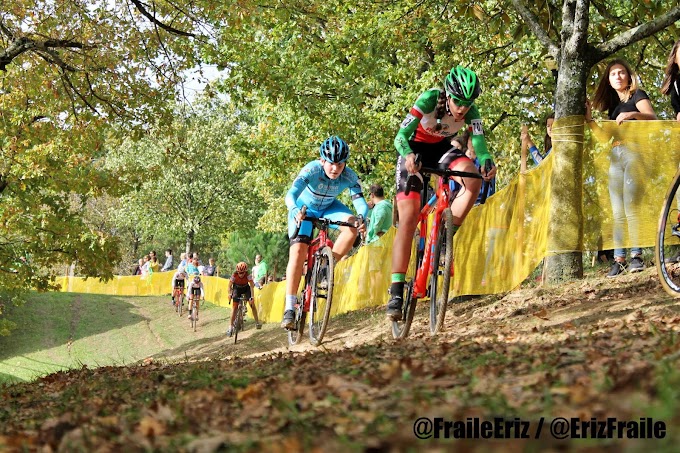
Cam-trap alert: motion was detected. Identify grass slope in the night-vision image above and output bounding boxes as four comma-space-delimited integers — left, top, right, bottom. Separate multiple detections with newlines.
0, 293, 234, 383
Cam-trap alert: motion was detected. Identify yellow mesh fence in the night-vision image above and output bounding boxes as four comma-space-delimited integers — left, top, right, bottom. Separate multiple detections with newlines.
57, 118, 680, 319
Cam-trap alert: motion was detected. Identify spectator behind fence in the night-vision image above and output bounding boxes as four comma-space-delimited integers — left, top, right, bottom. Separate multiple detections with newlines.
253, 254, 268, 289
133, 258, 143, 276
520, 113, 554, 166
149, 256, 160, 273
161, 249, 173, 272
202, 257, 217, 276
366, 184, 393, 244
140, 255, 150, 276
586, 58, 656, 277
661, 38, 680, 122
178, 252, 187, 269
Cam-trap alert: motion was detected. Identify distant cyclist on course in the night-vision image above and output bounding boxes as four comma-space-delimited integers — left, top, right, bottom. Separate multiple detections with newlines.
387, 65, 497, 320
280, 136, 369, 330
227, 261, 262, 336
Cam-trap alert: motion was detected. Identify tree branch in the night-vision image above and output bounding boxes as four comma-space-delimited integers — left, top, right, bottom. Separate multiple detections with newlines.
129, 0, 197, 38
510, 0, 559, 59
592, 6, 680, 63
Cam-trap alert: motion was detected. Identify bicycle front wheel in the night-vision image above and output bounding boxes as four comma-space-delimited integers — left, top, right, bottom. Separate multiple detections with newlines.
288, 288, 307, 346
429, 208, 454, 335
391, 226, 421, 339
234, 306, 243, 344
309, 246, 334, 346
656, 168, 680, 297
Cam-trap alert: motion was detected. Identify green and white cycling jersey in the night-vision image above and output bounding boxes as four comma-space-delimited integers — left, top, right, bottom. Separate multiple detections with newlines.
394, 88, 492, 165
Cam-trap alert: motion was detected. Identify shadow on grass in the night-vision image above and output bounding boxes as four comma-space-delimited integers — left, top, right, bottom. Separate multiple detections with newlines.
0, 292, 146, 361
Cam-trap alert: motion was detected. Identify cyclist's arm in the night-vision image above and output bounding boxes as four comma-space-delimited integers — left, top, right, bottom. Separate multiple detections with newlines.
248, 279, 255, 300
228, 279, 233, 299
199, 283, 205, 298
394, 89, 439, 157
285, 162, 315, 215
465, 105, 492, 166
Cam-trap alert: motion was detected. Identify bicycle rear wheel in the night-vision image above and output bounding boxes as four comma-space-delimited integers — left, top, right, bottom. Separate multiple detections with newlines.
309, 246, 334, 346
391, 226, 421, 339
429, 208, 454, 335
288, 287, 307, 345
191, 305, 198, 332
656, 168, 680, 297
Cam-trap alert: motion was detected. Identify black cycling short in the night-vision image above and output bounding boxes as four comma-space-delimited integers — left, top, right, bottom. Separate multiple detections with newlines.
231, 284, 252, 302
395, 139, 468, 198
190, 287, 201, 297
173, 279, 185, 288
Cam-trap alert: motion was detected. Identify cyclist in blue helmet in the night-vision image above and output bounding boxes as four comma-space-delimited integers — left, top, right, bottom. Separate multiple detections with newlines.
280, 136, 369, 330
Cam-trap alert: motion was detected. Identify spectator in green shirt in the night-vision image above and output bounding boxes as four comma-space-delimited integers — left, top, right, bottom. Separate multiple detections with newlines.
254, 253, 269, 288
366, 184, 393, 244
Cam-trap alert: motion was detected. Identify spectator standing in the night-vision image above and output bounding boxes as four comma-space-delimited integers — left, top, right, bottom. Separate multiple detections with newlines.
178, 252, 187, 269
186, 258, 200, 279
661, 38, 680, 121
161, 249, 174, 272
140, 255, 150, 276
133, 258, 143, 276
365, 184, 393, 244
149, 256, 160, 273
253, 254, 269, 288
586, 58, 656, 277
520, 113, 554, 166
202, 258, 217, 276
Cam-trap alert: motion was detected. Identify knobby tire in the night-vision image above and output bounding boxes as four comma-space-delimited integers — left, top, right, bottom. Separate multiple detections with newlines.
288, 287, 307, 345
656, 168, 680, 297
309, 246, 334, 346
429, 208, 454, 335
391, 227, 420, 339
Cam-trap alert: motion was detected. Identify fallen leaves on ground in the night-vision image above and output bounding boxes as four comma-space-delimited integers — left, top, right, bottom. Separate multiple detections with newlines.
2, 269, 680, 451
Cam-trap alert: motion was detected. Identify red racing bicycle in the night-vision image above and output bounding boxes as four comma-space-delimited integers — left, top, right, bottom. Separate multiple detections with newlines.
288, 206, 363, 346
391, 155, 486, 339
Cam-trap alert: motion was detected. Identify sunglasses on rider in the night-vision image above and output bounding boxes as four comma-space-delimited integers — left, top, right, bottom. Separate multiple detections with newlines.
450, 97, 473, 108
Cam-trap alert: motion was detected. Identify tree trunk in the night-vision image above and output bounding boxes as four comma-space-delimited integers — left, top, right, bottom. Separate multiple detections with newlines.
185, 230, 194, 255
543, 1, 589, 285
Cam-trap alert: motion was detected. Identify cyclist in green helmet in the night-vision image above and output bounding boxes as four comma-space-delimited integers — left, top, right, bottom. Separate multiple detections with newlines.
387, 65, 497, 320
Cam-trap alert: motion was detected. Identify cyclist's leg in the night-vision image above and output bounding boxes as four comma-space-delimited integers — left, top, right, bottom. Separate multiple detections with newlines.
241, 285, 260, 326
447, 156, 482, 227
323, 200, 356, 260
388, 154, 423, 316
283, 213, 311, 328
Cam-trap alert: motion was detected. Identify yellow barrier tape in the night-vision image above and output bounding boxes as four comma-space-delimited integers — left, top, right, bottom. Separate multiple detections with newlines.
57, 118, 680, 317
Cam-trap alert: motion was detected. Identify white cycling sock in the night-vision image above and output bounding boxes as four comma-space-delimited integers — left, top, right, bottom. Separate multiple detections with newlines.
285, 295, 297, 312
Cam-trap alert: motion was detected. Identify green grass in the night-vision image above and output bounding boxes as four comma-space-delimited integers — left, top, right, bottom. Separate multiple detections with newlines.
0, 292, 232, 384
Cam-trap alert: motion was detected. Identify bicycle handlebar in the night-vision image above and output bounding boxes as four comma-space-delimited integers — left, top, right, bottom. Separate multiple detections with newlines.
290, 205, 364, 240
404, 154, 489, 197
477, 159, 494, 205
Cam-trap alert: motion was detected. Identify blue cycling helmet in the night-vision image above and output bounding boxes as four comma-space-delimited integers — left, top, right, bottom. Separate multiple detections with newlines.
319, 136, 350, 163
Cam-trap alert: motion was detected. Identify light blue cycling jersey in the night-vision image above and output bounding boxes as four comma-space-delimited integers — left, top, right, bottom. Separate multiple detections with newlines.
285, 160, 369, 237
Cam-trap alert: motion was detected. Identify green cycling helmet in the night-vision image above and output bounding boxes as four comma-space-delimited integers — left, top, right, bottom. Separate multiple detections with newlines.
445, 66, 481, 106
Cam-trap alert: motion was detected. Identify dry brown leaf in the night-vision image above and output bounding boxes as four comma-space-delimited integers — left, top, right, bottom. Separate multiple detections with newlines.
136, 415, 165, 438
326, 374, 372, 400
533, 308, 549, 320
237, 382, 266, 401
